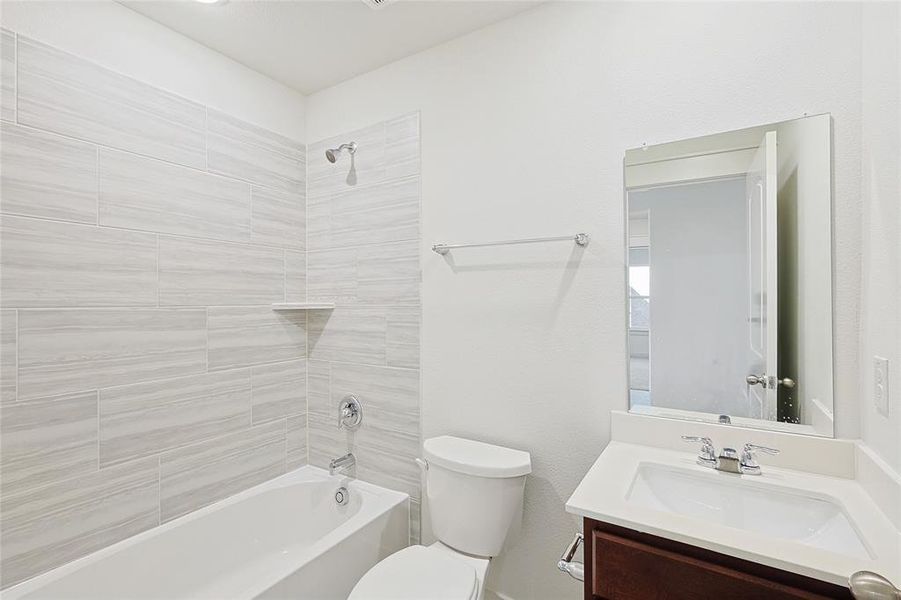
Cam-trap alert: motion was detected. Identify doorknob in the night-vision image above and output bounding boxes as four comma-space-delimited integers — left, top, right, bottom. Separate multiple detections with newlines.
849, 571, 901, 599
746, 374, 796, 389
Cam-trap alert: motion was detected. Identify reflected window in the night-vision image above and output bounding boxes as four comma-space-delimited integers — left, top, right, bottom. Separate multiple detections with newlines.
629, 247, 650, 331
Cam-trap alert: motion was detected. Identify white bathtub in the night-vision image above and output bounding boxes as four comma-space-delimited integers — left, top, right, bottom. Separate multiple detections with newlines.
2, 467, 409, 600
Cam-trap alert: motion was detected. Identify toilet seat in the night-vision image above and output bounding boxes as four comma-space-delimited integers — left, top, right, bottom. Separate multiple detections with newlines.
348, 545, 478, 600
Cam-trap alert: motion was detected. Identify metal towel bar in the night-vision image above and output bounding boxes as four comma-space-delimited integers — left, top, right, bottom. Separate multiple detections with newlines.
432, 233, 589, 255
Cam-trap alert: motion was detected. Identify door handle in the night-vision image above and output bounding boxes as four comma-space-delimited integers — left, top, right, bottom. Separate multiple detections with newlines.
849, 571, 901, 599
746, 374, 795, 389
746, 374, 766, 386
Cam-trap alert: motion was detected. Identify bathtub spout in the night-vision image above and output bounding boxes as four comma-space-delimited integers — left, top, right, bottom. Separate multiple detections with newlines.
329, 453, 356, 477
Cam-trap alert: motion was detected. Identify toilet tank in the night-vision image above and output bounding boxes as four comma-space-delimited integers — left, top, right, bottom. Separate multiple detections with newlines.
423, 436, 531, 558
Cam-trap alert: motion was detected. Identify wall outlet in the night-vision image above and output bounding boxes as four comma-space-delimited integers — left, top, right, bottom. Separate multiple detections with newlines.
874, 356, 890, 417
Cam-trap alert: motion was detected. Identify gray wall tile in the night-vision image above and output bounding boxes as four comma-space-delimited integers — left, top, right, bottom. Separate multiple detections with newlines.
307, 308, 387, 366
99, 370, 252, 468
159, 421, 285, 522
99, 149, 252, 242
0, 458, 159, 588
1, 29, 14, 122
251, 359, 305, 425
307, 239, 419, 306
252, 186, 305, 249
286, 414, 307, 471
306, 177, 420, 250
158, 237, 284, 306
306, 360, 330, 417
207, 109, 304, 193
1, 123, 98, 224
17, 308, 206, 400
387, 307, 420, 369
0, 391, 98, 497
285, 250, 306, 302
207, 306, 306, 371
1, 310, 15, 404
0, 30, 320, 588
16, 37, 205, 168
385, 113, 420, 181
1, 216, 158, 308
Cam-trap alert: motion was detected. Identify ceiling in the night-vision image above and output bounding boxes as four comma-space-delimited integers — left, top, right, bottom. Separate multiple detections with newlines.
122, 0, 541, 95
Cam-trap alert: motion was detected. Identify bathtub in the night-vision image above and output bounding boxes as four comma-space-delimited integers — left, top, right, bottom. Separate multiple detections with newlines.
2, 467, 409, 600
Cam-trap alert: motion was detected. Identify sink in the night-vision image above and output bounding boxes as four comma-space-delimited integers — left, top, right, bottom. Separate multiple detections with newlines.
626, 463, 872, 560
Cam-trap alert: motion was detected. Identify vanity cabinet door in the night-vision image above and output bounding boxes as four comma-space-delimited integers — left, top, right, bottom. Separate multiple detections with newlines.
584, 519, 852, 600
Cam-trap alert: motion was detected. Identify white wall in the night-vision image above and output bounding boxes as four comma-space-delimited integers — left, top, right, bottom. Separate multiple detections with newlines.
0, 0, 306, 140
306, 3, 864, 598
859, 1, 901, 472
630, 179, 752, 418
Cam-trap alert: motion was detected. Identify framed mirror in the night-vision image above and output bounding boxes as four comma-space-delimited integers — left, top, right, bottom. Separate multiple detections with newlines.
624, 114, 834, 437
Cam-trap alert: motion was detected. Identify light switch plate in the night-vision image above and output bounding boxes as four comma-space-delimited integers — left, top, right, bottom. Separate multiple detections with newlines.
874, 356, 890, 417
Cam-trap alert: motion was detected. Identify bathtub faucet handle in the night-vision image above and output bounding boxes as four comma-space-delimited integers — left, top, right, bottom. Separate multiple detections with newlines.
337, 394, 363, 430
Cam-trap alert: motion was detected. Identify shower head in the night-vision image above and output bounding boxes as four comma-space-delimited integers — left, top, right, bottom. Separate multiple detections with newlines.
325, 142, 357, 163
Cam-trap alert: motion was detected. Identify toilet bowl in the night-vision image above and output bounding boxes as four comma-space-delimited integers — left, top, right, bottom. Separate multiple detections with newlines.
348, 436, 531, 600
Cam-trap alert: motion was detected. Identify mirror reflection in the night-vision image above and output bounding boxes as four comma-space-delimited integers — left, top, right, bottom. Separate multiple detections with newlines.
625, 115, 834, 436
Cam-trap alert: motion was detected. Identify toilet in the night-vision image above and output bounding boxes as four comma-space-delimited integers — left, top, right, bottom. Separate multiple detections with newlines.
348, 435, 532, 600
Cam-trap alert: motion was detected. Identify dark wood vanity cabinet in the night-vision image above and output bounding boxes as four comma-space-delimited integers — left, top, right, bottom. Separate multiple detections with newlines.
582, 519, 853, 600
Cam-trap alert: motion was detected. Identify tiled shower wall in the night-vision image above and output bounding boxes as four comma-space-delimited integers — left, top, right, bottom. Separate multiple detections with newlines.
305, 114, 422, 542
0, 31, 308, 588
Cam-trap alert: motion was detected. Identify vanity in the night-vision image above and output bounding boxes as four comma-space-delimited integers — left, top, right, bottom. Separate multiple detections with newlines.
564, 414, 900, 599
562, 116, 901, 599
581, 519, 850, 599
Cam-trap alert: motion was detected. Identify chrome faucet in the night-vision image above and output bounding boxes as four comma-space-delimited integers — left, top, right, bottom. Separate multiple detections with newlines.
329, 452, 356, 477
682, 437, 779, 475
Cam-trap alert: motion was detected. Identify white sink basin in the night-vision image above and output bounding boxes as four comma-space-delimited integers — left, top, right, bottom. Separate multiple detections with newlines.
626, 462, 872, 560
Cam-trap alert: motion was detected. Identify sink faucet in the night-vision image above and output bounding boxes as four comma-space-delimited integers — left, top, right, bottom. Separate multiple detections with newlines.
682, 437, 779, 475
329, 452, 356, 477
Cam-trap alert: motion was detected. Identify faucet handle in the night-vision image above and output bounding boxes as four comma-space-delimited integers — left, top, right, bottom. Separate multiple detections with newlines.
337, 394, 363, 430
682, 436, 716, 465
743, 443, 779, 455
740, 443, 779, 475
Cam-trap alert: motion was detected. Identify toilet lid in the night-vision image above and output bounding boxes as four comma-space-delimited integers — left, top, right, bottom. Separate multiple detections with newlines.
348, 546, 477, 600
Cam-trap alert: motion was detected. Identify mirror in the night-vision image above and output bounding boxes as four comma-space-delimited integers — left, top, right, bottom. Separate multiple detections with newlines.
624, 115, 834, 436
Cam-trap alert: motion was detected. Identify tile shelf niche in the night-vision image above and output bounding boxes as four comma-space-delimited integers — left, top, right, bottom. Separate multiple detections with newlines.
271, 303, 336, 311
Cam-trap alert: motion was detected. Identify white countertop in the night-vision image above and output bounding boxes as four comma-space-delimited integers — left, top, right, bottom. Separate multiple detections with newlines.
566, 441, 901, 588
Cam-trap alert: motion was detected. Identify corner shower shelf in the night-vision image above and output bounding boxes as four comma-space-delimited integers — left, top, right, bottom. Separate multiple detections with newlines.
271, 302, 335, 311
